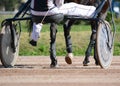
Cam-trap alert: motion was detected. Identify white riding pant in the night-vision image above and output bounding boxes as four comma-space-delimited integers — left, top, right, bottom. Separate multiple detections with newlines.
31, 2, 96, 18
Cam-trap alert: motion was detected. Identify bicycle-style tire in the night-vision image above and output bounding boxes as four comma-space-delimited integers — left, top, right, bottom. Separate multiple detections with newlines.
96, 21, 113, 69
0, 25, 19, 68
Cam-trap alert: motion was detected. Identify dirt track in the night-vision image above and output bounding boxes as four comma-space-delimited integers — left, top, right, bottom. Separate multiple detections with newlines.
0, 56, 120, 86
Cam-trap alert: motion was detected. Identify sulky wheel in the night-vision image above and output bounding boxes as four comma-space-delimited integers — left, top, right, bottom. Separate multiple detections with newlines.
96, 20, 113, 69
0, 25, 19, 68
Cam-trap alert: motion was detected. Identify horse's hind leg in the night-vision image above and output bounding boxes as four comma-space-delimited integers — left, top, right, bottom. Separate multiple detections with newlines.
83, 21, 99, 66
63, 20, 75, 64
49, 23, 58, 68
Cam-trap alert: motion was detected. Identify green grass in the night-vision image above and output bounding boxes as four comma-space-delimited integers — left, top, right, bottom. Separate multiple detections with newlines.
19, 23, 120, 56
19, 25, 91, 56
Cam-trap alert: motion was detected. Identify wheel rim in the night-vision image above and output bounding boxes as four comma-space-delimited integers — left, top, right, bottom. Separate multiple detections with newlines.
97, 21, 113, 69
0, 25, 19, 67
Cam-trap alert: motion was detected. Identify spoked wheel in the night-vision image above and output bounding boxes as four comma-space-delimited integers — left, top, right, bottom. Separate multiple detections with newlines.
0, 25, 19, 68
96, 21, 113, 69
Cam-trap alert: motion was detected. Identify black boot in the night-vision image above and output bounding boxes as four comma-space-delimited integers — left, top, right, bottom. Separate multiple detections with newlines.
29, 40, 37, 46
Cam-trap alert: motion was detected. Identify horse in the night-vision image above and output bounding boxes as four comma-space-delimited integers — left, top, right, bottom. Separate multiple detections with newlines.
50, 0, 111, 66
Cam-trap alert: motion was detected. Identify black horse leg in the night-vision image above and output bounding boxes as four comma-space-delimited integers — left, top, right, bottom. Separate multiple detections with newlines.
64, 20, 74, 53
83, 21, 99, 66
63, 20, 75, 64
92, 22, 99, 65
49, 23, 58, 68
94, 42, 99, 65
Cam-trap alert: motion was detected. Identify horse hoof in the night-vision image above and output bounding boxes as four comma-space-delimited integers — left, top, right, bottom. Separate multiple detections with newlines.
65, 53, 73, 64
95, 61, 99, 66
83, 60, 90, 66
50, 60, 58, 68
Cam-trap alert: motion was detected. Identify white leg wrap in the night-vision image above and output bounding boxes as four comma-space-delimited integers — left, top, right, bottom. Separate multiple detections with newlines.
31, 23, 43, 41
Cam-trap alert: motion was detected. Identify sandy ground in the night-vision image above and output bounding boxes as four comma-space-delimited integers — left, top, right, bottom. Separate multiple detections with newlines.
0, 56, 120, 86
